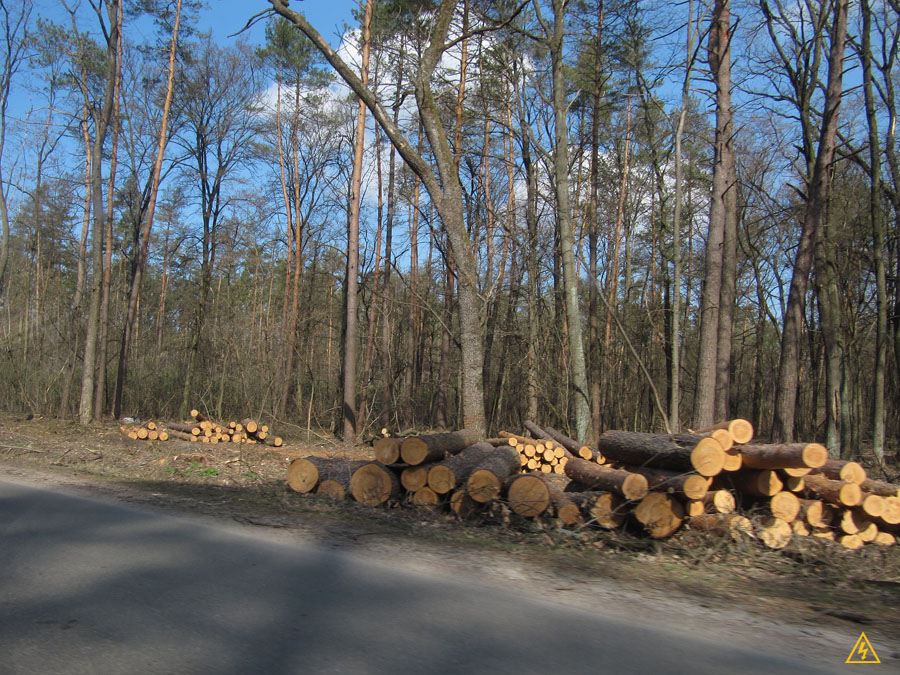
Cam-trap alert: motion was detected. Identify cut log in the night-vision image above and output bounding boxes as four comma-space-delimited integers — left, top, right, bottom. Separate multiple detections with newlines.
498, 431, 538, 446
857, 521, 878, 543
722, 448, 743, 472
400, 466, 430, 493
756, 516, 792, 549
633, 492, 684, 538
240, 418, 259, 434
737, 470, 783, 497
427, 442, 497, 495
411, 487, 440, 509
860, 494, 885, 519
799, 499, 835, 528
694, 419, 754, 444
466, 446, 522, 503
878, 496, 900, 525
622, 466, 710, 501
839, 534, 864, 550
136, 427, 149, 440
373, 437, 401, 465
791, 520, 810, 536
189, 409, 206, 422
265, 436, 284, 448
708, 428, 734, 452
814, 459, 866, 485
689, 513, 754, 540
567, 492, 626, 529
839, 509, 872, 535
739, 443, 827, 471
350, 461, 401, 507
812, 528, 835, 541
316, 479, 348, 500
769, 492, 801, 522
782, 467, 812, 477
685, 500, 706, 517
703, 490, 736, 514
874, 532, 896, 546
287, 457, 368, 494
400, 429, 481, 466
782, 475, 806, 492
506, 473, 552, 517
860, 478, 900, 498
596, 430, 725, 477
804, 474, 862, 507
564, 458, 648, 500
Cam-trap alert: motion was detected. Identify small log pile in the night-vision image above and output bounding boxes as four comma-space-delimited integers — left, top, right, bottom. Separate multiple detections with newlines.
120, 409, 284, 447
285, 419, 900, 552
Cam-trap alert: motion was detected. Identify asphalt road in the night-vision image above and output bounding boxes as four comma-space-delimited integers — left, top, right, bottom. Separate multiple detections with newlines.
0, 477, 847, 674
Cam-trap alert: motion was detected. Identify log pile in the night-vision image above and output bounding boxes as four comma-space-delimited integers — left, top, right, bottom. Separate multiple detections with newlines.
119, 409, 284, 447
285, 419, 900, 552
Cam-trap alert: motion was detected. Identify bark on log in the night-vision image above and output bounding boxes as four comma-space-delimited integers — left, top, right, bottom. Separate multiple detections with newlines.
167, 422, 200, 435
739, 443, 828, 470
623, 466, 710, 500
542, 424, 595, 460
814, 459, 866, 484
564, 458, 648, 500
426, 442, 496, 495
633, 492, 684, 538
596, 430, 725, 477
566, 492, 626, 529
860, 478, 900, 498
287, 457, 368, 494
350, 461, 401, 506
689, 513, 754, 539
804, 474, 862, 506
373, 437, 401, 464
466, 446, 521, 503
400, 429, 481, 465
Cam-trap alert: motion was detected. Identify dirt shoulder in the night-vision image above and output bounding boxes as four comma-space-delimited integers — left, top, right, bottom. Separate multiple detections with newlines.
1, 414, 898, 664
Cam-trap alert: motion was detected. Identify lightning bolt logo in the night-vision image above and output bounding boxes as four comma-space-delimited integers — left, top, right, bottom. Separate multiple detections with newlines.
846, 632, 880, 664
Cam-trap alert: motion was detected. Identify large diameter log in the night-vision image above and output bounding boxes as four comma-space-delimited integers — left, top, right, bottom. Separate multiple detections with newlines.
874, 532, 896, 546
755, 517, 792, 549
596, 430, 725, 477
804, 474, 862, 507
634, 493, 684, 538
814, 459, 866, 484
240, 418, 259, 434
689, 513, 754, 540
506, 474, 552, 517
703, 490, 736, 514
694, 419, 754, 445
878, 496, 900, 525
350, 461, 401, 507
770, 492, 801, 522
466, 446, 522, 503
625, 466, 710, 500
739, 443, 828, 470
860, 478, 900, 498
400, 429, 481, 465
287, 457, 368, 494
411, 487, 441, 510
860, 494, 885, 519
427, 442, 496, 494
564, 458, 648, 500
373, 437, 401, 465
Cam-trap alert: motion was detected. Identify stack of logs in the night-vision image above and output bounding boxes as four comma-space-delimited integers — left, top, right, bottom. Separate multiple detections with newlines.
120, 409, 283, 447
286, 419, 900, 551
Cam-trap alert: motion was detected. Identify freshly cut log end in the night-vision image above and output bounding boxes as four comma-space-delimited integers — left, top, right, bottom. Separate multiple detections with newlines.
782, 475, 805, 493
791, 520, 810, 536
812, 528, 835, 541
685, 500, 706, 518
689, 513, 754, 540
874, 532, 896, 546
783, 467, 812, 477
816, 459, 866, 485
507, 474, 551, 517
770, 492, 801, 522
467, 469, 504, 503
860, 494, 885, 519
739, 469, 783, 497
240, 418, 259, 434
287, 458, 320, 493
839, 534, 864, 550
568, 492, 625, 529
316, 479, 347, 500
756, 517, 792, 549
373, 437, 401, 465
466, 446, 521, 503
411, 487, 440, 509
879, 496, 900, 525
695, 418, 754, 444
634, 493, 684, 538
428, 443, 499, 495
799, 499, 835, 528
704, 490, 736, 514
710, 428, 734, 452
400, 466, 429, 493
722, 449, 742, 472
350, 462, 400, 507
136, 427, 149, 440
857, 521, 878, 542
840, 509, 872, 535
804, 474, 862, 507
690, 438, 726, 477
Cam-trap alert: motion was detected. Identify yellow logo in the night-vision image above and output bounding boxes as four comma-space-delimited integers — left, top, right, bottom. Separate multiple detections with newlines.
846, 632, 880, 664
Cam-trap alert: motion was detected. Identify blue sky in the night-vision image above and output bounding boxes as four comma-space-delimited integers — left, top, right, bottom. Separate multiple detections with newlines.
201, 1, 357, 48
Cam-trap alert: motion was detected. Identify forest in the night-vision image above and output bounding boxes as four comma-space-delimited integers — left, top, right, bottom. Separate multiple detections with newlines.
0, 0, 896, 462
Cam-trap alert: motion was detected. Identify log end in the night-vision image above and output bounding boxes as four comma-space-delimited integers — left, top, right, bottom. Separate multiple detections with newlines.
690, 438, 726, 477
467, 469, 503, 503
